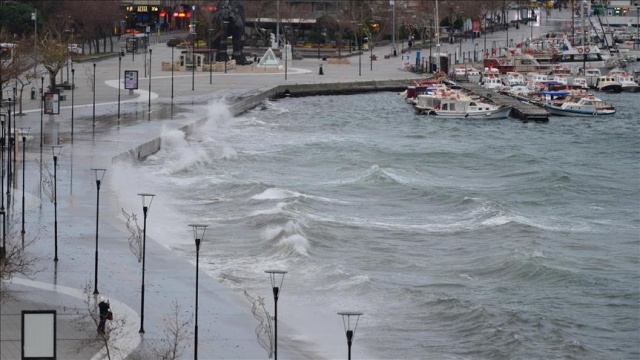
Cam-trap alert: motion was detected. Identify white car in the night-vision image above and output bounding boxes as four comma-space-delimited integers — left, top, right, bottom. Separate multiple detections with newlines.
67, 44, 83, 55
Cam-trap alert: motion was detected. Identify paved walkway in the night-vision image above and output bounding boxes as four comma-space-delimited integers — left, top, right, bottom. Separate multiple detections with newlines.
0, 9, 569, 360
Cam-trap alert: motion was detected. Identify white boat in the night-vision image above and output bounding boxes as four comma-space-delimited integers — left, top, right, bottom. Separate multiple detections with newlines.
569, 77, 589, 89
502, 72, 526, 87
595, 75, 622, 93
451, 66, 481, 83
481, 75, 504, 91
419, 97, 511, 119
544, 94, 616, 117
608, 69, 640, 93
582, 68, 602, 88
556, 42, 607, 70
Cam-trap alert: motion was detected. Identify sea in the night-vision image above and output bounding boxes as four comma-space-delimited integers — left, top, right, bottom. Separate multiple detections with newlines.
111, 91, 639, 360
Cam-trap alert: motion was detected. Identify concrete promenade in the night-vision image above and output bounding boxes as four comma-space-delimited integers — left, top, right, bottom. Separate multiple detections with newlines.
0, 9, 569, 360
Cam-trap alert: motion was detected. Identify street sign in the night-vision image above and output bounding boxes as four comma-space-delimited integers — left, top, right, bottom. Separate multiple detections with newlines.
43, 93, 60, 115
124, 70, 139, 90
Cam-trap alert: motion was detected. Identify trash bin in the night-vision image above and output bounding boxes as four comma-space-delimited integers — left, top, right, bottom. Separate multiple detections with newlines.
30, 87, 36, 100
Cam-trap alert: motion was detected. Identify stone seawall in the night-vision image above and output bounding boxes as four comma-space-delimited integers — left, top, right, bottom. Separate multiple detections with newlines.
116, 79, 413, 162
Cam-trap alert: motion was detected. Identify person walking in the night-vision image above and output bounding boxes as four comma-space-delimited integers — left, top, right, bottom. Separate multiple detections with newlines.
97, 297, 111, 334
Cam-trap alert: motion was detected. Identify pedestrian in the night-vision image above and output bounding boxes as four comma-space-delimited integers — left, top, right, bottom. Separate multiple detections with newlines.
97, 297, 111, 334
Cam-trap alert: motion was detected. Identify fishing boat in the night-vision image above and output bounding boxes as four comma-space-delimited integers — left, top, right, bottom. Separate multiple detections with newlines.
608, 69, 640, 92
417, 96, 511, 119
544, 94, 616, 116
595, 75, 622, 93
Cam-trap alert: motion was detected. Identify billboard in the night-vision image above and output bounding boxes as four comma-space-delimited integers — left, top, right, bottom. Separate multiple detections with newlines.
43, 92, 60, 115
124, 70, 139, 90
22, 310, 56, 359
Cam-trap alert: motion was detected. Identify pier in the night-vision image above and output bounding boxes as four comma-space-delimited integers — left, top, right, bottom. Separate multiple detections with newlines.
459, 83, 550, 121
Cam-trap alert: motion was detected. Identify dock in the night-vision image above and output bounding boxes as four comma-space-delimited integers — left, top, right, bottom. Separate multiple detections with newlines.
459, 83, 550, 121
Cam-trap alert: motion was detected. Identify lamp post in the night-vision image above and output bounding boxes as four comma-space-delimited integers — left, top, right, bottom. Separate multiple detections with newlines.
474, 42, 478, 62
20, 128, 30, 242
1, 115, 4, 212
637, 7, 640, 50
40, 76, 43, 148
392, 0, 396, 56
170, 39, 175, 102
91, 168, 106, 295
51, 145, 62, 262
117, 55, 121, 124
265, 270, 287, 360
191, 26, 196, 91
357, 25, 362, 77
71, 68, 75, 138
337, 311, 363, 360
92, 63, 96, 135
223, 21, 229, 74
208, 29, 213, 84
505, 1, 509, 50
189, 224, 208, 360
148, 49, 152, 121
137, 192, 155, 333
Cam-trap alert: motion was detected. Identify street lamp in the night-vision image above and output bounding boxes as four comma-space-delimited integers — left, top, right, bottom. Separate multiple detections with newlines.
265, 270, 287, 360
71, 68, 75, 138
189, 223, 208, 360
148, 49, 152, 121
117, 55, 121, 124
138, 192, 155, 333
208, 29, 214, 84
40, 76, 43, 148
0, 115, 4, 212
91, 168, 106, 295
20, 128, 30, 242
636, 7, 640, 50
223, 21, 229, 74
170, 38, 175, 102
474, 43, 478, 62
337, 311, 363, 360
92, 63, 96, 135
51, 145, 62, 262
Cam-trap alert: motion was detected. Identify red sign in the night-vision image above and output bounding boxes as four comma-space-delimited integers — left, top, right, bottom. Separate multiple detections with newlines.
472, 20, 481, 32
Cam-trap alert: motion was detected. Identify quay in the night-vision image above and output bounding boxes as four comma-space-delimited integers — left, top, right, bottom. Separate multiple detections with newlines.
459, 83, 551, 121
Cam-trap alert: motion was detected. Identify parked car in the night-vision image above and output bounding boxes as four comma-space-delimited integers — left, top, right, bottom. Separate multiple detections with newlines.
67, 44, 83, 54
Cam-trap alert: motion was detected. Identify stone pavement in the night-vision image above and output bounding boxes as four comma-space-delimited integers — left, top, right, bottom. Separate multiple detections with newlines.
0, 9, 569, 360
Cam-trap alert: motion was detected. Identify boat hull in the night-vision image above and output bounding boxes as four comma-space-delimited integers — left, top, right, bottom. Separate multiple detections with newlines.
598, 84, 622, 93
544, 104, 616, 117
426, 106, 512, 119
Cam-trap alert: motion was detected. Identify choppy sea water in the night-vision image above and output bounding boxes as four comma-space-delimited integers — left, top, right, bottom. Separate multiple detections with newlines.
113, 92, 639, 359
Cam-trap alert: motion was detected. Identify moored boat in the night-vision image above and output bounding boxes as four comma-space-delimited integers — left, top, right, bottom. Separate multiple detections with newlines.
544, 94, 616, 116
419, 97, 511, 119
595, 75, 622, 93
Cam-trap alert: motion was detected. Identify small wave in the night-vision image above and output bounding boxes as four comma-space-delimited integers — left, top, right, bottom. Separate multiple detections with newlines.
250, 202, 287, 216
259, 220, 310, 257
252, 188, 301, 200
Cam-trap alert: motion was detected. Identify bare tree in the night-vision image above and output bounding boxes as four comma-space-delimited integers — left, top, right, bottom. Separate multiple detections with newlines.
0, 223, 40, 303
76, 283, 128, 360
148, 300, 192, 360
38, 31, 67, 93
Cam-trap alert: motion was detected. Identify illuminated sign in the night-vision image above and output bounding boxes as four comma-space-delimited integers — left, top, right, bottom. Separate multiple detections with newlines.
124, 70, 139, 90
44, 93, 60, 115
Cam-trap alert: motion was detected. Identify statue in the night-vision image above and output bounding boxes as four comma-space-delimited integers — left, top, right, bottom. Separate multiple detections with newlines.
212, 0, 250, 65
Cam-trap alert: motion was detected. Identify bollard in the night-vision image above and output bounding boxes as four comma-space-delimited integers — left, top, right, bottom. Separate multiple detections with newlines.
319, 63, 324, 75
